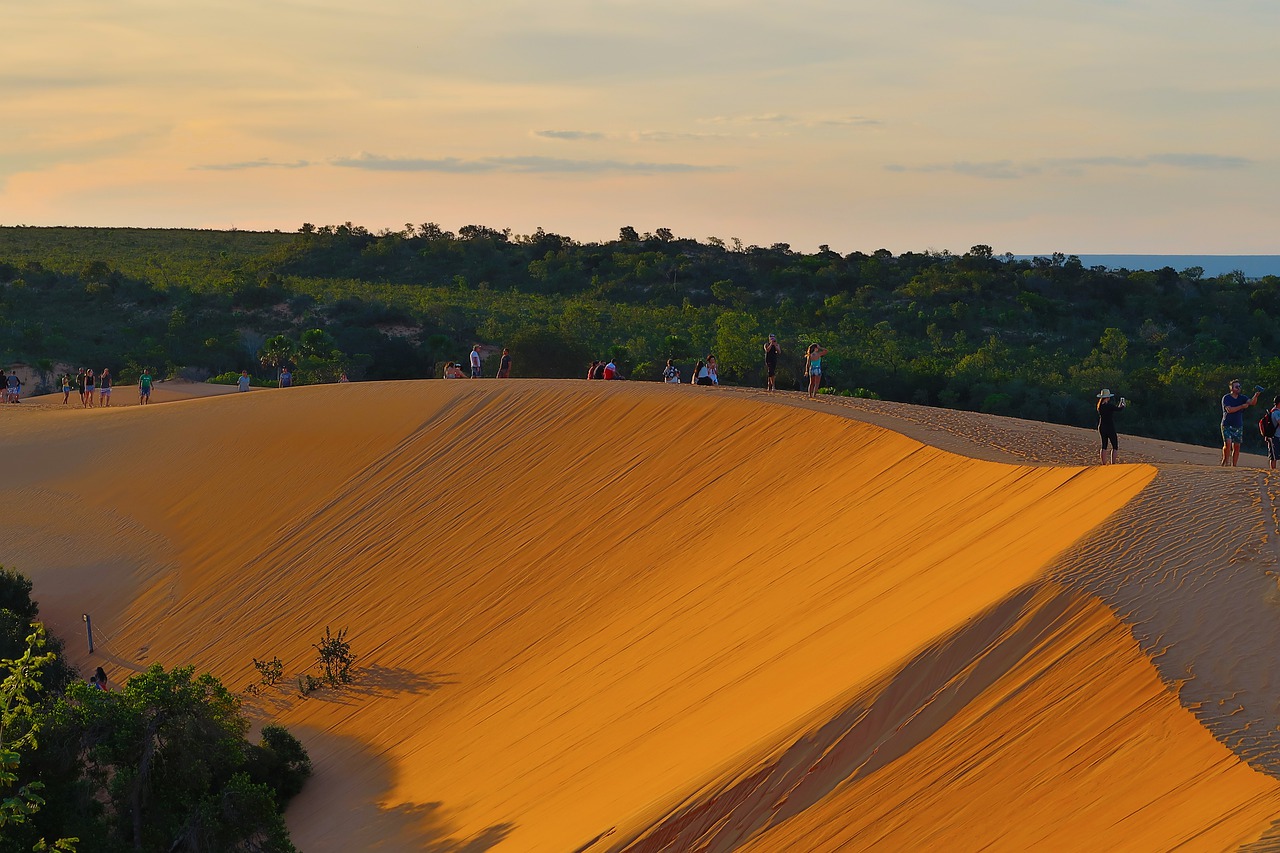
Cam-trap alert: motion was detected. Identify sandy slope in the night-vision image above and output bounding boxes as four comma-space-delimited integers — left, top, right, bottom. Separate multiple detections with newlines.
4, 380, 1280, 851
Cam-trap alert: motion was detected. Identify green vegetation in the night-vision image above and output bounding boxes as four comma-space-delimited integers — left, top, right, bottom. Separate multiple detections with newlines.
2, 225, 1278, 446
0, 567, 310, 852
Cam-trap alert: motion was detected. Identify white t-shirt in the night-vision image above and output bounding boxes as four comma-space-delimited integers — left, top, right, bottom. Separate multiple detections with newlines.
470, 350, 481, 368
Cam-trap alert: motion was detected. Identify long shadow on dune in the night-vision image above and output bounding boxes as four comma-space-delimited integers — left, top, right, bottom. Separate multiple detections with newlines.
604, 584, 1067, 852
1050, 467, 1280, 779
287, 726, 514, 852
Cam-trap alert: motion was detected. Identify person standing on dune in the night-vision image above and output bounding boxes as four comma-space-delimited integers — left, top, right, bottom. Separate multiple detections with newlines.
1096, 389, 1126, 464
804, 343, 829, 399
470, 345, 483, 379
83, 369, 95, 407
98, 368, 112, 407
495, 348, 512, 378
1221, 379, 1261, 467
764, 334, 781, 391
139, 368, 153, 404
1265, 395, 1280, 470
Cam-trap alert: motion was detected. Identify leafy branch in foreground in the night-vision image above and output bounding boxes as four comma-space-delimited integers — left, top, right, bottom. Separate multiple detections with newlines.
0, 624, 78, 851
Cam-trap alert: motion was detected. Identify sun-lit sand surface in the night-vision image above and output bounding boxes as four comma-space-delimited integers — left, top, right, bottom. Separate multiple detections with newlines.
6, 379, 1280, 850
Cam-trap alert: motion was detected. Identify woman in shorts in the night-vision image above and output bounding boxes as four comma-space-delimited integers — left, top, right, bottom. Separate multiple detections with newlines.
61, 373, 71, 405
804, 343, 828, 399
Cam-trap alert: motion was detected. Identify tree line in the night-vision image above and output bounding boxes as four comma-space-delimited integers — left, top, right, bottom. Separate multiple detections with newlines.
1, 225, 1277, 446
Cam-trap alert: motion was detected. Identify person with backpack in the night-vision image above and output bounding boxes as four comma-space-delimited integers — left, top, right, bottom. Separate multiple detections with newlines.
1261, 395, 1280, 469
1096, 389, 1126, 465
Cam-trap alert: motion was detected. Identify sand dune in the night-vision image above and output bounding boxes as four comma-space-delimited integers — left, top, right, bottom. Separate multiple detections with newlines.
5, 380, 1280, 850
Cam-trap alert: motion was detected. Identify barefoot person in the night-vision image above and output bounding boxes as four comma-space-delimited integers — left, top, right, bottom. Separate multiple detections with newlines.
764, 334, 780, 391
1096, 389, 1126, 464
98, 368, 112, 407
495, 348, 512, 379
1266, 396, 1280, 471
1221, 379, 1261, 467
804, 343, 828, 399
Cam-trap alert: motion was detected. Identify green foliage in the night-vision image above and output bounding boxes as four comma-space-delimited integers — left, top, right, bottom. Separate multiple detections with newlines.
1, 625, 79, 852
313, 627, 355, 688
4, 224, 1280, 446
251, 657, 284, 688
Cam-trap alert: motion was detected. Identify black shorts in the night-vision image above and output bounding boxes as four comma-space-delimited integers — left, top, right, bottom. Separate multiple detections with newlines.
765, 360, 777, 378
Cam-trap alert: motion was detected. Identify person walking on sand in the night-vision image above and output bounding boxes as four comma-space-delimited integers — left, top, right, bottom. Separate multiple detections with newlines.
279, 367, 292, 388
470, 345, 483, 379
98, 368, 112, 407
1096, 389, 1126, 464
764, 334, 781, 391
84, 369, 95, 407
495, 348, 512, 379
5, 370, 21, 403
139, 367, 153, 404
804, 343, 829, 399
1265, 395, 1280, 470
1221, 379, 1261, 467
62, 373, 72, 405
237, 370, 250, 392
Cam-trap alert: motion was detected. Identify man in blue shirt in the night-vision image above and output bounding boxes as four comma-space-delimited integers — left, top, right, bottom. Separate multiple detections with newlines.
1221, 379, 1262, 467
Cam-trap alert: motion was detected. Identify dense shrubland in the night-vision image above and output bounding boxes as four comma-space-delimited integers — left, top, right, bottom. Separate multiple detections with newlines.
0, 567, 310, 852
2, 224, 1277, 446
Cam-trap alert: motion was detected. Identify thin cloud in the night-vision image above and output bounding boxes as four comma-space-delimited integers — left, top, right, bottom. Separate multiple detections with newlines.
817, 116, 884, 127
190, 159, 313, 171
631, 130, 726, 142
886, 153, 1254, 180
533, 130, 606, 141
331, 152, 730, 175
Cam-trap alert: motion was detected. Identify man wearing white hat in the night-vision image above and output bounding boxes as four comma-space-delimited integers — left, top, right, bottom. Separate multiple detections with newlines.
1096, 389, 1126, 465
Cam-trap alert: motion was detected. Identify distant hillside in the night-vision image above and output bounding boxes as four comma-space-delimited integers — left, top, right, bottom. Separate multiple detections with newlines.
1, 224, 1278, 446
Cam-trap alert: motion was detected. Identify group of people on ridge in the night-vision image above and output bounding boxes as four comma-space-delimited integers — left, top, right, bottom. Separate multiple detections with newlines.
56, 367, 154, 407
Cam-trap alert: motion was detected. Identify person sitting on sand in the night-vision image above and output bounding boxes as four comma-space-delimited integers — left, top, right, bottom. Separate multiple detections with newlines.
693, 360, 711, 386
1221, 379, 1261, 467
603, 360, 621, 380
662, 359, 680, 384
1096, 389, 1126, 464
706, 355, 719, 385
804, 343, 829, 399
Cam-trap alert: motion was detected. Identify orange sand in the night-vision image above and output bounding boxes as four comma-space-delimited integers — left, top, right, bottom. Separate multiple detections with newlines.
5, 380, 1280, 851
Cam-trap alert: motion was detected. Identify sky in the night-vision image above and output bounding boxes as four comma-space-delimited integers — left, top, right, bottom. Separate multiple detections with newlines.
3, 0, 1278, 254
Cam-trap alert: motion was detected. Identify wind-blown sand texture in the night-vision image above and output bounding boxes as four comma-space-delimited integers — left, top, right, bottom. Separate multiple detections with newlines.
7, 380, 1280, 851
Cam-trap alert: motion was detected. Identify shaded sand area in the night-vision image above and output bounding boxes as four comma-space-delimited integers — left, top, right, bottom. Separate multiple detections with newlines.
5, 380, 1280, 850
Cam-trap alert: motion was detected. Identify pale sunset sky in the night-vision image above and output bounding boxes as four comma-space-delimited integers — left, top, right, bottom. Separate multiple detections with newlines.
3, 0, 1277, 254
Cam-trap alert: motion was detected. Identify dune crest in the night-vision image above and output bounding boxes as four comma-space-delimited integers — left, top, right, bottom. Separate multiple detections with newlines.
6, 381, 1279, 850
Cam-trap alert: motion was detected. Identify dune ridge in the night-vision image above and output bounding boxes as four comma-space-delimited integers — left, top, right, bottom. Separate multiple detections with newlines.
5, 381, 1279, 850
